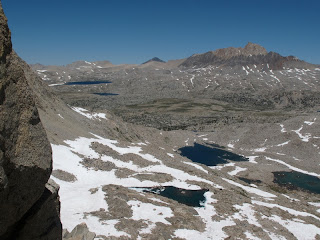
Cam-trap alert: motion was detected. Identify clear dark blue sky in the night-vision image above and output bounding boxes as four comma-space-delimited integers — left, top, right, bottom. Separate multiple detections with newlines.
2, 0, 320, 65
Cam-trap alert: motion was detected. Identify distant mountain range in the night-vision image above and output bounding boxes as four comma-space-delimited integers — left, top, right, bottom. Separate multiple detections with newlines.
31, 42, 318, 70
31, 42, 320, 114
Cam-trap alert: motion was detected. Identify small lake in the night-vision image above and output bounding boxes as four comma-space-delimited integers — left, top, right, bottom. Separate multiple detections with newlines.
64, 80, 112, 85
93, 93, 119, 96
178, 143, 248, 166
273, 171, 320, 194
133, 186, 208, 207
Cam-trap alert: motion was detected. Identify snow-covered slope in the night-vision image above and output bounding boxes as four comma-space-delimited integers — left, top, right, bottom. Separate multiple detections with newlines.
42, 103, 320, 239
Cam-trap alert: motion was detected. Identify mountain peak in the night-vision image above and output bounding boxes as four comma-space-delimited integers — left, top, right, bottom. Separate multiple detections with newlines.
243, 42, 268, 55
180, 43, 274, 68
213, 42, 267, 59
142, 57, 166, 65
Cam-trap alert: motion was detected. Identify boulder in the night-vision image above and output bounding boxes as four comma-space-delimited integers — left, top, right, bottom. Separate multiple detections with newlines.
0, 1, 61, 239
63, 223, 96, 240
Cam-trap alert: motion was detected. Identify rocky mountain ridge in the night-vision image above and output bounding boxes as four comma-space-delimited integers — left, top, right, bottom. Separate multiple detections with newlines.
191, 42, 268, 60
180, 42, 311, 70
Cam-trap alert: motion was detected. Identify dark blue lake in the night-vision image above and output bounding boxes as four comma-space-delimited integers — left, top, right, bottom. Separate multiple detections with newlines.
134, 186, 208, 207
64, 80, 112, 85
273, 171, 320, 194
93, 93, 119, 96
179, 143, 248, 166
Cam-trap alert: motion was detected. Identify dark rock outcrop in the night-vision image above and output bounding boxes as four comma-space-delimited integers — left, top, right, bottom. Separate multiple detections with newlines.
9, 180, 62, 240
0, 2, 61, 239
63, 223, 96, 240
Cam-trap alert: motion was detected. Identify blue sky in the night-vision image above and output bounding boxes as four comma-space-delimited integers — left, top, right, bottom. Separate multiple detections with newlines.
2, 0, 320, 65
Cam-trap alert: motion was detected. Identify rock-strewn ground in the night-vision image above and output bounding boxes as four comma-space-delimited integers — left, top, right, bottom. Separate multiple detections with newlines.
31, 44, 320, 239
31, 84, 320, 239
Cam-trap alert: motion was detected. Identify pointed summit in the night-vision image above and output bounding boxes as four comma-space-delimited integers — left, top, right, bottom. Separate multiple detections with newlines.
142, 57, 166, 65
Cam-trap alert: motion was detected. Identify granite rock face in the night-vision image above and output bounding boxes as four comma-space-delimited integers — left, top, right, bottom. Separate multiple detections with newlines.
0, 2, 61, 239
11, 180, 62, 240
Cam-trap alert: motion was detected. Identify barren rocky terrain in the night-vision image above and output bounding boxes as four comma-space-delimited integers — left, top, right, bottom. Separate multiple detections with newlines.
1, 0, 319, 237
28, 43, 320, 239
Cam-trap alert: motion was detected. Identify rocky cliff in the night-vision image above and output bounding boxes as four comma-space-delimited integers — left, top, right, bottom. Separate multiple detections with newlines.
0, 2, 61, 239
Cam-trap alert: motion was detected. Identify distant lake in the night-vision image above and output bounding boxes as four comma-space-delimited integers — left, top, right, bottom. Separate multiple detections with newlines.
64, 80, 112, 85
179, 143, 248, 166
93, 93, 119, 96
133, 186, 208, 207
273, 171, 320, 194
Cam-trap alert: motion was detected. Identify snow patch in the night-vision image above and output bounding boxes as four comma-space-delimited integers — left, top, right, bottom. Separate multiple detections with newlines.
128, 200, 173, 234
304, 121, 315, 126
233, 203, 262, 227
253, 200, 320, 220
71, 107, 107, 121
280, 124, 286, 133
242, 66, 249, 75
183, 161, 208, 174
253, 147, 266, 153
244, 231, 260, 240
85, 217, 130, 238
48, 83, 65, 87
228, 166, 247, 176
276, 141, 290, 147
268, 215, 320, 240
174, 192, 235, 240
167, 153, 174, 158
265, 157, 320, 177
223, 178, 276, 198
282, 194, 300, 202
292, 126, 311, 142
227, 143, 234, 149
247, 156, 258, 164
